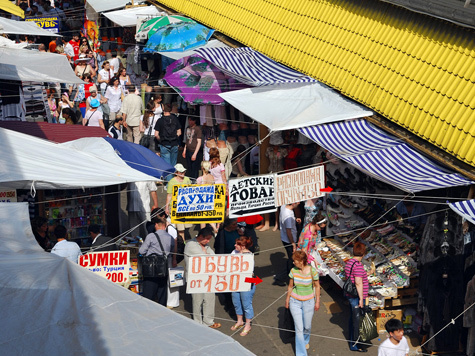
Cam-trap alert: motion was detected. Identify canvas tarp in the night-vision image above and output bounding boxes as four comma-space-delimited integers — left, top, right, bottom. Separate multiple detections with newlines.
103, 6, 164, 27
0, 47, 83, 83
219, 82, 373, 131
0, 202, 255, 356
86, 0, 145, 13
0, 127, 156, 190
0, 16, 57, 36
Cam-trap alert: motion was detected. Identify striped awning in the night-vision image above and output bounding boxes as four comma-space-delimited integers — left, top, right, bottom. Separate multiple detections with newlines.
300, 119, 473, 193
195, 47, 316, 86
449, 200, 475, 226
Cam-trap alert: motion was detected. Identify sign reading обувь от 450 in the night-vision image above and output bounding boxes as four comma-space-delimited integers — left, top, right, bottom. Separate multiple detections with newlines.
229, 174, 276, 218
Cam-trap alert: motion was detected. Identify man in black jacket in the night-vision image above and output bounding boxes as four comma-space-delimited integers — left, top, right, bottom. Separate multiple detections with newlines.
88, 224, 118, 252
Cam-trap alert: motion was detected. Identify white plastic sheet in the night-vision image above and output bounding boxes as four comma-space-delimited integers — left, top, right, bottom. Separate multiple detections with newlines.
219, 82, 373, 131
0, 203, 255, 356
86, 0, 145, 13
0, 47, 83, 83
0, 127, 156, 189
103, 6, 164, 27
0, 16, 59, 36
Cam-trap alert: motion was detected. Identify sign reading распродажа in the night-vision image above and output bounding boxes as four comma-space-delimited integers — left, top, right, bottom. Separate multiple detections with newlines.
229, 174, 276, 218
274, 166, 325, 206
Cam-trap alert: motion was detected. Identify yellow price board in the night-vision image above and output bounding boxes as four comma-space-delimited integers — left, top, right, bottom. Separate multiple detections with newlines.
171, 184, 226, 224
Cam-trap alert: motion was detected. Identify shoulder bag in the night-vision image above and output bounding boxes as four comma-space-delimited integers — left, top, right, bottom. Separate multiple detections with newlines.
343, 260, 359, 298
139, 120, 154, 147
138, 233, 168, 278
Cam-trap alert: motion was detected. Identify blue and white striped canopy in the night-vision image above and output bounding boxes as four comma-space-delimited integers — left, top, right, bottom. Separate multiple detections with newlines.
449, 200, 475, 225
195, 47, 317, 86
300, 119, 473, 193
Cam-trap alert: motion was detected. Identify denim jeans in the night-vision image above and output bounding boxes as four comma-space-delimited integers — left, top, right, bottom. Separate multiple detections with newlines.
231, 284, 256, 319
347, 297, 365, 350
160, 145, 178, 181
289, 298, 314, 356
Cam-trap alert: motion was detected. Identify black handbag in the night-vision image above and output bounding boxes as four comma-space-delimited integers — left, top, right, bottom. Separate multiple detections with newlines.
343, 260, 359, 298
139, 121, 153, 147
138, 233, 168, 278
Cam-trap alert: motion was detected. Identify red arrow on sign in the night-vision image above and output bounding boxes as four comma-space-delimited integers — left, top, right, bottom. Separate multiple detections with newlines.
245, 276, 263, 285
321, 187, 333, 192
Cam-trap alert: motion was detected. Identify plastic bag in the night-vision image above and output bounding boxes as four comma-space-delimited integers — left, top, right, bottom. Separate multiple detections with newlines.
359, 306, 378, 342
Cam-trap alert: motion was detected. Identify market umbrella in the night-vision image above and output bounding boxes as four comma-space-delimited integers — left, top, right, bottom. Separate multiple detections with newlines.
136, 15, 196, 41
164, 54, 248, 105
144, 22, 215, 53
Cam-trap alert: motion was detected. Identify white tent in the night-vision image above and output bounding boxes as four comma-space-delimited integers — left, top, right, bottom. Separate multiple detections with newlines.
86, 0, 145, 13
0, 16, 59, 36
0, 36, 27, 48
219, 82, 373, 131
0, 127, 156, 190
0, 47, 82, 83
0, 203, 255, 356
103, 6, 164, 27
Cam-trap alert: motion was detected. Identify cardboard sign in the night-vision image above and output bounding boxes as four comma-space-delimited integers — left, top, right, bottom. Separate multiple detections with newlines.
26, 16, 59, 33
176, 185, 215, 213
229, 175, 276, 218
0, 190, 17, 202
169, 266, 185, 287
79, 250, 130, 285
376, 309, 403, 333
171, 184, 226, 224
274, 166, 325, 206
186, 254, 254, 294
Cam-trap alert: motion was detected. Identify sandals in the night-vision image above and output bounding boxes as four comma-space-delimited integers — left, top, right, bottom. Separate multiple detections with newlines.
230, 323, 244, 331
209, 323, 221, 329
240, 328, 251, 337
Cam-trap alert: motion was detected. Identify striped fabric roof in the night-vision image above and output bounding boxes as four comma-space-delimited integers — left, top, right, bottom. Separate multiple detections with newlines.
195, 47, 316, 86
449, 200, 475, 225
159, 0, 475, 167
300, 119, 472, 193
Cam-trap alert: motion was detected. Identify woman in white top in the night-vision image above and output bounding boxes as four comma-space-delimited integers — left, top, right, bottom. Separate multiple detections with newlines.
118, 68, 131, 94
150, 95, 164, 122
97, 61, 114, 95
104, 77, 123, 122
82, 98, 104, 129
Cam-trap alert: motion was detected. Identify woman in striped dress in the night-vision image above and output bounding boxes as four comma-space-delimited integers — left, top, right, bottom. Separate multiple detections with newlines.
285, 250, 321, 356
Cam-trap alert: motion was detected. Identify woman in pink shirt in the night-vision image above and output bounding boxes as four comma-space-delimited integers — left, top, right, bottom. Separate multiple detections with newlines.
209, 148, 226, 184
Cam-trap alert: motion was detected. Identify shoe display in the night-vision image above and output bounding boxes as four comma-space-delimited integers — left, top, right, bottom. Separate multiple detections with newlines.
327, 212, 340, 226
337, 212, 352, 219
338, 198, 353, 208
344, 167, 356, 181
351, 196, 368, 207
327, 205, 342, 214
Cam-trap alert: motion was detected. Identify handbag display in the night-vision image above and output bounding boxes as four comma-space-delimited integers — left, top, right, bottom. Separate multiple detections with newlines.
343, 260, 359, 298
358, 306, 378, 342
137, 233, 168, 278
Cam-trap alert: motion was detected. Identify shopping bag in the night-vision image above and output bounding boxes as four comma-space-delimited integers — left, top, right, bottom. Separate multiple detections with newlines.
169, 266, 185, 287
358, 306, 378, 342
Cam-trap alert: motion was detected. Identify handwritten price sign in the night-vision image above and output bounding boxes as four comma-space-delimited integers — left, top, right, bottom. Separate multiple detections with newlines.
79, 250, 130, 285
186, 254, 254, 294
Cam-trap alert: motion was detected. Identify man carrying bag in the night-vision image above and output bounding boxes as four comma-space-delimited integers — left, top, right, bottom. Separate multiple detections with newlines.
139, 217, 177, 306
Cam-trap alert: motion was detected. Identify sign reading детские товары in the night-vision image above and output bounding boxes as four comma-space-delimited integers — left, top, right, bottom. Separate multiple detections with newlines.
228, 175, 276, 218
274, 166, 325, 206
79, 250, 130, 285
186, 254, 254, 294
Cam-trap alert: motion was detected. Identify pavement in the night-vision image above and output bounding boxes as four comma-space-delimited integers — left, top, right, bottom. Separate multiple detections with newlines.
122, 185, 422, 356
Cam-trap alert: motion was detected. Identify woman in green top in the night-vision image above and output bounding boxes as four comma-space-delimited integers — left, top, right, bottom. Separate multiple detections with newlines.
285, 250, 320, 356
165, 163, 192, 239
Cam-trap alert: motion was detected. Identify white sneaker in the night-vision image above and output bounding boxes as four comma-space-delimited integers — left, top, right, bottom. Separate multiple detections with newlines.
327, 205, 342, 214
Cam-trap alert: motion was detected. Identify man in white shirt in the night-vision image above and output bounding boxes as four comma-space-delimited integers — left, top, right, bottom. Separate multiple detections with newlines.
378, 318, 410, 356
51, 225, 82, 263
127, 181, 158, 238
273, 202, 300, 286
121, 85, 144, 144
62, 36, 74, 65
109, 53, 120, 75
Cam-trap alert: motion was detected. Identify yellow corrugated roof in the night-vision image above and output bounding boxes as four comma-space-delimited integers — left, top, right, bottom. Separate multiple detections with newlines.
155, 0, 475, 166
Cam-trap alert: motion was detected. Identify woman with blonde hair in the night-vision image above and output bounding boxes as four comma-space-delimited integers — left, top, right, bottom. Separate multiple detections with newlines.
197, 161, 215, 185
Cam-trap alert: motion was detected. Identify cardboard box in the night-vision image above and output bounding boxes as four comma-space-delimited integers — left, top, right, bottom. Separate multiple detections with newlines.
376, 309, 403, 333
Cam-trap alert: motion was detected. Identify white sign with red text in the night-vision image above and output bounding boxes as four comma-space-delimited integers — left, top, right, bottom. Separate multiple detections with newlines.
274, 166, 325, 206
186, 254, 254, 294
79, 250, 130, 285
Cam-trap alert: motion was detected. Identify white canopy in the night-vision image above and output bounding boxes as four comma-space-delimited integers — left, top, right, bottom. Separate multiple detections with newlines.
0, 47, 83, 83
159, 39, 229, 60
86, 0, 145, 13
0, 127, 156, 190
103, 6, 164, 27
0, 203, 255, 356
219, 82, 373, 131
0, 16, 59, 36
